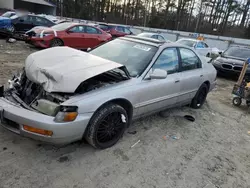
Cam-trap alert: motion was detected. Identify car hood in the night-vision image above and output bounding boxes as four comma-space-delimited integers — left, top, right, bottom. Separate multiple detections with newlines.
216, 56, 245, 65
0, 16, 11, 27
0, 16, 10, 21
25, 47, 123, 93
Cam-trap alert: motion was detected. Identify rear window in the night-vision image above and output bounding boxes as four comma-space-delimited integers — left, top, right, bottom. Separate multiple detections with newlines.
223, 47, 250, 59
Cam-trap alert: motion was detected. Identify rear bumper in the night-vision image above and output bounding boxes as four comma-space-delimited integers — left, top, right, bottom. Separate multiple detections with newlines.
0, 97, 93, 145
25, 37, 51, 48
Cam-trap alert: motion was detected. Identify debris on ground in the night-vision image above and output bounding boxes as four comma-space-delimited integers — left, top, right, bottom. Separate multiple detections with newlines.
128, 131, 137, 135
6, 38, 17, 43
131, 140, 140, 148
184, 115, 195, 122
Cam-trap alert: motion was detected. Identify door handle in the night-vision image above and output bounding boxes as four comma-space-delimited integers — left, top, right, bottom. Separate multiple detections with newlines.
200, 75, 204, 77
175, 80, 180, 83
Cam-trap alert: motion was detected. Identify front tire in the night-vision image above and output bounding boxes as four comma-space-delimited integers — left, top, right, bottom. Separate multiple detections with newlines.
6, 24, 15, 34
85, 103, 128, 149
232, 97, 242, 107
190, 83, 208, 109
50, 38, 64, 47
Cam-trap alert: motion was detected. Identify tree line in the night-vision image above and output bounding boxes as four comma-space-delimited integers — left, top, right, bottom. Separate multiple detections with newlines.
49, 0, 250, 38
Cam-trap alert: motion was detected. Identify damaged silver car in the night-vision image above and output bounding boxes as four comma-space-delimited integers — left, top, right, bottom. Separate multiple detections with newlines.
0, 36, 217, 149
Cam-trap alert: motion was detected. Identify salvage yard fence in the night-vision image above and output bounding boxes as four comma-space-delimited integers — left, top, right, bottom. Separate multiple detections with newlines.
60, 17, 250, 51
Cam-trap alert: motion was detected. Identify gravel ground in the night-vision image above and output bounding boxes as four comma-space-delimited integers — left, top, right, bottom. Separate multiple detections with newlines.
0, 40, 250, 188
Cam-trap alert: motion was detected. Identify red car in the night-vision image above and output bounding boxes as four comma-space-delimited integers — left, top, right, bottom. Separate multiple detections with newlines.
25, 22, 112, 49
97, 24, 133, 38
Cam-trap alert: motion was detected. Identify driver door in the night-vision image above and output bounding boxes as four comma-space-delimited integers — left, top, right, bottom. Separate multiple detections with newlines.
136, 48, 181, 116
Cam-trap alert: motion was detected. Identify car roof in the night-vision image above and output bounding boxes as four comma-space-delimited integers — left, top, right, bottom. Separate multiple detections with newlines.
122, 36, 168, 47
178, 38, 198, 42
138, 32, 161, 36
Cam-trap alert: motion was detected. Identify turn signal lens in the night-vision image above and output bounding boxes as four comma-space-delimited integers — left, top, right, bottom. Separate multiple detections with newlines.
63, 112, 78, 122
54, 106, 78, 122
23, 125, 53, 136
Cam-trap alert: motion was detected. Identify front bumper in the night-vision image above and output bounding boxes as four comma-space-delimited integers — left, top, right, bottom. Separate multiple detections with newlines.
0, 97, 93, 145
213, 63, 250, 76
25, 37, 51, 48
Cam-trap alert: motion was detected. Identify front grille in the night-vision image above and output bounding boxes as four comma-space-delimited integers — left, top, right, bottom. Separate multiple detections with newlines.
222, 64, 233, 70
233, 66, 242, 72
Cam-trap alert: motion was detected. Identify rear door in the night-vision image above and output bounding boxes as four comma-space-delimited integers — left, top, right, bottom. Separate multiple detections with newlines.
63, 25, 86, 48
178, 48, 204, 104
83, 26, 103, 48
137, 48, 181, 115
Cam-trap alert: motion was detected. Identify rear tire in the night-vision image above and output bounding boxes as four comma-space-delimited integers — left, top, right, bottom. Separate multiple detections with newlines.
206, 53, 210, 57
50, 38, 64, 47
190, 83, 208, 109
85, 103, 128, 149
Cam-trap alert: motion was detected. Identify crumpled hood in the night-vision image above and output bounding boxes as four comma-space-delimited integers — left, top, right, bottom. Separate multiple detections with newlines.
25, 47, 123, 93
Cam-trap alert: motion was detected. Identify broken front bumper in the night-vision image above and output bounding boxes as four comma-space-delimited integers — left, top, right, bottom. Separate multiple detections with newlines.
0, 97, 93, 145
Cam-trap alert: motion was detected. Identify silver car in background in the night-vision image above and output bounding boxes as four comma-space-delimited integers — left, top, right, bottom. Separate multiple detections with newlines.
0, 36, 216, 149
176, 38, 222, 57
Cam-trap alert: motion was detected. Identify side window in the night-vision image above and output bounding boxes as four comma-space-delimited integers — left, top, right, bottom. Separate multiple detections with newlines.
152, 35, 158, 39
196, 42, 204, 48
203, 42, 209, 48
86, 26, 100, 34
68, 26, 85, 33
19, 15, 32, 23
179, 48, 201, 71
33, 17, 49, 25
158, 35, 165, 41
116, 26, 124, 32
124, 28, 131, 34
152, 48, 179, 74
99, 25, 109, 31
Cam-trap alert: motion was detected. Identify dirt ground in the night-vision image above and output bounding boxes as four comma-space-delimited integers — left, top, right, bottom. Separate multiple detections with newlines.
0, 40, 250, 188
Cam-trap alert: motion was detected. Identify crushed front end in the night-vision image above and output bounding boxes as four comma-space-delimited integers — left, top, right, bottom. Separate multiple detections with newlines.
0, 70, 92, 145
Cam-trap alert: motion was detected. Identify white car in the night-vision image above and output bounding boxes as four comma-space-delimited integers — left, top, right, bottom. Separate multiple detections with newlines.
176, 38, 222, 57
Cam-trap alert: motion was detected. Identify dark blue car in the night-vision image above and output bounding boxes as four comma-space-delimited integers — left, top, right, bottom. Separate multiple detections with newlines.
0, 14, 55, 35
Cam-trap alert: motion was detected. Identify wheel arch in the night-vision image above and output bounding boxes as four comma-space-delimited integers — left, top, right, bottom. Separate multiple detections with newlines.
203, 80, 210, 90
93, 98, 134, 125
51, 37, 64, 45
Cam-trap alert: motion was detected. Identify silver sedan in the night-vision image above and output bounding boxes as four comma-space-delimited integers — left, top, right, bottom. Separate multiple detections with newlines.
0, 36, 217, 149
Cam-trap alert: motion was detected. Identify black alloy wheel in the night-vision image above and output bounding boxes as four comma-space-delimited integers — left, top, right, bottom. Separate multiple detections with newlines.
191, 83, 208, 109
85, 103, 128, 149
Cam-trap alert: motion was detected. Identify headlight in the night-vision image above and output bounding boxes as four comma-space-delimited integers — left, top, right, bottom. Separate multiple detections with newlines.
54, 106, 78, 122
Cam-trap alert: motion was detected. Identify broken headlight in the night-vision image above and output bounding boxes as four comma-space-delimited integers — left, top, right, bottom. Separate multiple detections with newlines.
54, 106, 78, 122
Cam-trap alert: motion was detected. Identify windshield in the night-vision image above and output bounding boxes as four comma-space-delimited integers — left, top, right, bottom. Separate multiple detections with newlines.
51, 23, 75, 31
90, 39, 158, 77
223, 47, 250, 59
2, 12, 15, 18
177, 40, 195, 47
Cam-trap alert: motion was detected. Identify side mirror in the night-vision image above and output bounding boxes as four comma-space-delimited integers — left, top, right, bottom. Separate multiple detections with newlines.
150, 69, 167, 79
19, 19, 24, 22
87, 48, 92, 52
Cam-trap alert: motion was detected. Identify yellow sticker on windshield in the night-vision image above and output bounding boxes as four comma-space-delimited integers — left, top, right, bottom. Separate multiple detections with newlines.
133, 45, 151, 51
